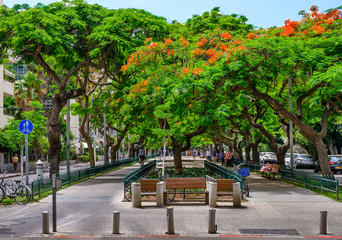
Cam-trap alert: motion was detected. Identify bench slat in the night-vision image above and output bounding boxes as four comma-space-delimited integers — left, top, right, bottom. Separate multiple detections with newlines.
140, 179, 158, 192
216, 179, 234, 192
166, 177, 206, 189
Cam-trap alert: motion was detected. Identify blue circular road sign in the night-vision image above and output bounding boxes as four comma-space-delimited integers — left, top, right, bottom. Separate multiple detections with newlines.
19, 120, 34, 134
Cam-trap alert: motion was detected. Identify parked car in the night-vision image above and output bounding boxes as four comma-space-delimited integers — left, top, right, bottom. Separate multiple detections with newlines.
260, 152, 277, 164
314, 155, 342, 174
285, 153, 314, 169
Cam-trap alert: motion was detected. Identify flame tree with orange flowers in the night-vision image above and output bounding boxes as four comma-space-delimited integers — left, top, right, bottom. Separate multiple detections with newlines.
122, 6, 342, 175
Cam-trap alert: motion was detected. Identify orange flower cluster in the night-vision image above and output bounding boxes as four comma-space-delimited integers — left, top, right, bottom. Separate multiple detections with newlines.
192, 68, 204, 75
247, 33, 257, 39
195, 37, 207, 48
167, 50, 175, 56
221, 32, 232, 41
311, 25, 325, 34
165, 38, 172, 45
149, 42, 158, 50
155, 86, 161, 92
144, 38, 152, 44
179, 37, 189, 47
130, 79, 150, 94
219, 44, 228, 51
181, 67, 204, 76
192, 48, 204, 56
280, 20, 300, 37
204, 48, 221, 64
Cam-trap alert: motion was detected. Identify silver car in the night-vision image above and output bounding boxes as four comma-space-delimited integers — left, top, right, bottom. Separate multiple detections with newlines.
285, 153, 313, 169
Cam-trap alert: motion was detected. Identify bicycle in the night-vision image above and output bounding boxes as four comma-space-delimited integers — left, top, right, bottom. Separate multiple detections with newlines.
233, 163, 250, 198
124, 168, 175, 202
0, 172, 32, 205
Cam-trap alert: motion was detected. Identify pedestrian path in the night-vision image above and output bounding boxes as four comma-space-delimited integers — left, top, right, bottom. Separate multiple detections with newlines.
1, 158, 342, 239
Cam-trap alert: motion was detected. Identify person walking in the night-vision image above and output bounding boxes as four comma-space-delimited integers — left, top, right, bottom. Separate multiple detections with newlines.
220, 152, 225, 166
225, 150, 233, 167
138, 146, 146, 165
12, 154, 19, 172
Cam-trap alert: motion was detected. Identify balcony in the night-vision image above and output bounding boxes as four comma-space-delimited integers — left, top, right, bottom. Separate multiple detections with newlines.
3, 69, 15, 96
3, 80, 14, 96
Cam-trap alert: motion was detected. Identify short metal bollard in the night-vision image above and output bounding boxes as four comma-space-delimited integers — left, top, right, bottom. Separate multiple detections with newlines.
42, 211, 49, 234
208, 208, 217, 233
112, 211, 120, 234
166, 207, 175, 234
320, 210, 328, 234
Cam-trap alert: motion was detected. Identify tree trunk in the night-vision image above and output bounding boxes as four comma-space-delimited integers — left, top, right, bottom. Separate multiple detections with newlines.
314, 138, 332, 175
251, 144, 259, 163
79, 129, 95, 166
245, 147, 251, 162
47, 105, 63, 176
128, 144, 135, 158
172, 141, 183, 174
276, 146, 288, 166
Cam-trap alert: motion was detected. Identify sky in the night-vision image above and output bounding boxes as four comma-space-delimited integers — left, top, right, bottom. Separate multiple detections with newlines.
3, 0, 342, 28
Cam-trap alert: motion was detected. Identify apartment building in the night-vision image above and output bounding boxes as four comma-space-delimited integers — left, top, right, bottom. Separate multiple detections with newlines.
0, 65, 15, 129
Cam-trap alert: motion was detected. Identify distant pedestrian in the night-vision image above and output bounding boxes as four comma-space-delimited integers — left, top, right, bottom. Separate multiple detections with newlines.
225, 150, 233, 167
138, 146, 146, 165
220, 152, 225, 166
206, 150, 211, 161
211, 149, 216, 162
12, 154, 19, 172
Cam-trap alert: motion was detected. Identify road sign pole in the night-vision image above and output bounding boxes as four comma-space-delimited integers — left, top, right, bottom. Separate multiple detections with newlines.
25, 134, 29, 186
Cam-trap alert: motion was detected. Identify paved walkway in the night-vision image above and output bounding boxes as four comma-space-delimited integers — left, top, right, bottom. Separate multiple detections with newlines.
0, 158, 341, 240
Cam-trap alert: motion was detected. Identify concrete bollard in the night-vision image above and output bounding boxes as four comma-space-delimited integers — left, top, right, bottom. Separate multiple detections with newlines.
320, 210, 328, 234
112, 211, 120, 234
208, 182, 217, 208
132, 183, 141, 208
233, 182, 241, 207
157, 182, 164, 207
166, 207, 175, 234
208, 208, 217, 233
42, 211, 49, 234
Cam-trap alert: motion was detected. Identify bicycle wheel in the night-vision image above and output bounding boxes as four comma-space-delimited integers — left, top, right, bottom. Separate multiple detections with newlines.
124, 183, 132, 202
0, 186, 5, 203
166, 190, 176, 203
243, 179, 249, 197
15, 185, 31, 205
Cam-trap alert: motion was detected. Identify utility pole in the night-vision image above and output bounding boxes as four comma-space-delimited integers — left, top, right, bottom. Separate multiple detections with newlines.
103, 100, 106, 163
66, 81, 70, 177
289, 76, 294, 168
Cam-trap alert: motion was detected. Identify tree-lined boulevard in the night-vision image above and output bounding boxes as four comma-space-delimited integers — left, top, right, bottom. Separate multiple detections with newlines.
0, 0, 341, 188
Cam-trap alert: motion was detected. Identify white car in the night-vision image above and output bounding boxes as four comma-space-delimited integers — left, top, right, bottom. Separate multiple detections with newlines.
260, 152, 277, 164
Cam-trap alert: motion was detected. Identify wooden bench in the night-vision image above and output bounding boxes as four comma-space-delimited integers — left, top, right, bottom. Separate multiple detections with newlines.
216, 179, 234, 197
164, 177, 208, 203
264, 164, 281, 179
140, 179, 158, 197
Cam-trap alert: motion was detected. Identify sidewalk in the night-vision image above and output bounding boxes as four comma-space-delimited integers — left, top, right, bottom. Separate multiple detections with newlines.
1, 158, 342, 239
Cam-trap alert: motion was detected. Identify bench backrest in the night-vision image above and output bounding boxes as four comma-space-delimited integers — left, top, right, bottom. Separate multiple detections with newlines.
271, 164, 281, 173
140, 179, 158, 192
166, 177, 206, 189
216, 179, 234, 192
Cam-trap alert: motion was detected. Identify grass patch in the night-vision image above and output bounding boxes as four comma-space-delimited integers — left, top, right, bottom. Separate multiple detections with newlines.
281, 178, 342, 202
148, 167, 212, 179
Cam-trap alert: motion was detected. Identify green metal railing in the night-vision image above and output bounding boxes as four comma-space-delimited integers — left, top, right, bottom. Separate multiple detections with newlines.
31, 155, 156, 198
124, 160, 156, 187
204, 160, 243, 191
235, 159, 339, 200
